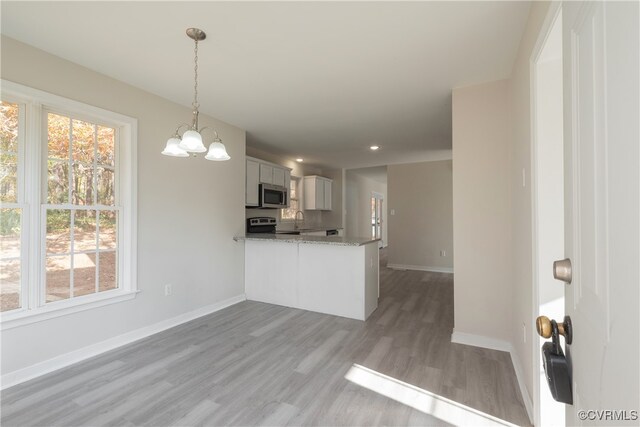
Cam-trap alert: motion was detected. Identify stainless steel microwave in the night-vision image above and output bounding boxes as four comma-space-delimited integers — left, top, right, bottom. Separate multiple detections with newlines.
259, 184, 288, 208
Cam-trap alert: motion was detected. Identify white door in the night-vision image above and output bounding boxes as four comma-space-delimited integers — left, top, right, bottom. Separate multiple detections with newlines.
370, 193, 383, 248
562, 1, 638, 423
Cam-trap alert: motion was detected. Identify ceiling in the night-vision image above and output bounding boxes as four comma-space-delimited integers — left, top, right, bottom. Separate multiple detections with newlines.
1, 1, 530, 169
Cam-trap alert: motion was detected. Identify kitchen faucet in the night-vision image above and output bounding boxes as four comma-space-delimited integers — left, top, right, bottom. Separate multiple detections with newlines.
294, 211, 305, 230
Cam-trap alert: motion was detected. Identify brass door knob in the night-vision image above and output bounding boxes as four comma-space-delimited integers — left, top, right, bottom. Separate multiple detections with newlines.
536, 315, 573, 344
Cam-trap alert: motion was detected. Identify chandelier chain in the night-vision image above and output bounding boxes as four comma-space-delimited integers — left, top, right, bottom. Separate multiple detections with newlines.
193, 39, 199, 111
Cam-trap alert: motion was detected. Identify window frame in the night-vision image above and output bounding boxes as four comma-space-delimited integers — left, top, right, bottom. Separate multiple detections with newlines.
0, 80, 138, 330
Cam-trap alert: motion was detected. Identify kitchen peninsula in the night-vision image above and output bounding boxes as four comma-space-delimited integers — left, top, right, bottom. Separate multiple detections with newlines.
235, 234, 380, 321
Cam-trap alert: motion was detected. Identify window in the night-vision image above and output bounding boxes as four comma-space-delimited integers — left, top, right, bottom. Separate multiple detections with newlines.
44, 112, 118, 302
0, 80, 137, 328
1, 100, 24, 313
281, 176, 300, 221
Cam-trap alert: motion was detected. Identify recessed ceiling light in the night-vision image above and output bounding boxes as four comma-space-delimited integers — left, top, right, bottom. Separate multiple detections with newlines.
296, 158, 304, 162
370, 145, 380, 151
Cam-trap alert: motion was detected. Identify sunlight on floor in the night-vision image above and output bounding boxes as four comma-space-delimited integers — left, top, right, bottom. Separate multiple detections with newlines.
345, 364, 518, 427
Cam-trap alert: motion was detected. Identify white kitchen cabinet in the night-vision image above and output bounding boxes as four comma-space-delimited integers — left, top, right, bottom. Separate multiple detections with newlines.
246, 159, 260, 206
303, 176, 332, 210
246, 156, 292, 206
259, 164, 274, 184
323, 179, 332, 211
273, 167, 285, 187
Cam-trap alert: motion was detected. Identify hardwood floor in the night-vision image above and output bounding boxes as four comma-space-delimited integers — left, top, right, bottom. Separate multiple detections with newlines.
1, 250, 530, 426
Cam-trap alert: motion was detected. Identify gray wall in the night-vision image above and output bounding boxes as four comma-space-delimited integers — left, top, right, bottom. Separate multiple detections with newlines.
1, 36, 246, 375
387, 160, 453, 270
452, 79, 512, 342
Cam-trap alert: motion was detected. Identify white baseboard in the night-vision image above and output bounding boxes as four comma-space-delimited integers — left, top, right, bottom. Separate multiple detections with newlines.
387, 263, 453, 274
451, 330, 534, 425
1, 293, 246, 390
509, 347, 534, 425
450, 330, 512, 352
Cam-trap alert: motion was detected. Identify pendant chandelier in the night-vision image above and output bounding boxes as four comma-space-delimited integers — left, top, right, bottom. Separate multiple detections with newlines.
161, 28, 230, 161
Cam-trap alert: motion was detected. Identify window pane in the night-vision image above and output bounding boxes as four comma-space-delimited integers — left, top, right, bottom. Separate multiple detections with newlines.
46, 255, 71, 302
96, 167, 115, 206
97, 126, 115, 167
0, 153, 18, 203
99, 210, 117, 250
46, 209, 71, 254
72, 163, 94, 206
47, 160, 69, 204
1, 101, 19, 153
0, 208, 21, 259
0, 208, 21, 312
290, 180, 297, 199
71, 119, 95, 164
74, 210, 96, 251
47, 113, 70, 161
281, 200, 299, 221
99, 251, 117, 292
73, 252, 96, 297
0, 259, 20, 312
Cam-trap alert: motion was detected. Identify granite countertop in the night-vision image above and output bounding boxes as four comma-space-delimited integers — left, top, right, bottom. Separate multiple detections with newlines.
234, 234, 379, 247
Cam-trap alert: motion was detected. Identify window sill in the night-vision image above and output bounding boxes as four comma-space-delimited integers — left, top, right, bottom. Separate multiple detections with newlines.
0, 290, 140, 331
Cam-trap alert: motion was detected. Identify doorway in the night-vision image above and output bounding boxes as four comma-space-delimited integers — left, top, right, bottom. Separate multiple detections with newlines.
371, 192, 384, 248
531, 5, 564, 427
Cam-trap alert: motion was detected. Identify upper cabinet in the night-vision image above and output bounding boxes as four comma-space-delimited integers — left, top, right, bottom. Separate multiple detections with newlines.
259, 164, 273, 184
246, 156, 291, 207
303, 176, 332, 211
246, 159, 260, 206
272, 168, 285, 187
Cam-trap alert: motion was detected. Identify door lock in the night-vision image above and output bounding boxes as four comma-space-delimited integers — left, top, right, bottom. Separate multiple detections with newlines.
553, 258, 572, 283
537, 315, 573, 405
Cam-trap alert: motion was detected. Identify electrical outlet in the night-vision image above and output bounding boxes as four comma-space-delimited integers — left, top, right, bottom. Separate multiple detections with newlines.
522, 322, 526, 343
440, 250, 446, 257
165, 284, 172, 296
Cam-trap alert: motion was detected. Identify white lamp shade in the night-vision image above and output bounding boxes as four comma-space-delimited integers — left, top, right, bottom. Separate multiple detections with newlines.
179, 130, 207, 153
161, 137, 189, 157
205, 140, 231, 161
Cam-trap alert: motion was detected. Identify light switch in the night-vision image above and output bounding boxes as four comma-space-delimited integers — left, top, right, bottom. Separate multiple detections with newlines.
390, 209, 395, 215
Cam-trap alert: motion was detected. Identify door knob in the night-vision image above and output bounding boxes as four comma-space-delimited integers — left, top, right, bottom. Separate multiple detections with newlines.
553, 258, 572, 283
536, 315, 573, 344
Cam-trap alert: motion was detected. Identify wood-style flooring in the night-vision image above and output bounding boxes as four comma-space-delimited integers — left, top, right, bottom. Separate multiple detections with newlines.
1, 250, 530, 426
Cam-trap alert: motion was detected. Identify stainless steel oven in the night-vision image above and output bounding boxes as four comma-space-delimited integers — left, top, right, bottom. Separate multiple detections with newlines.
259, 184, 288, 209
